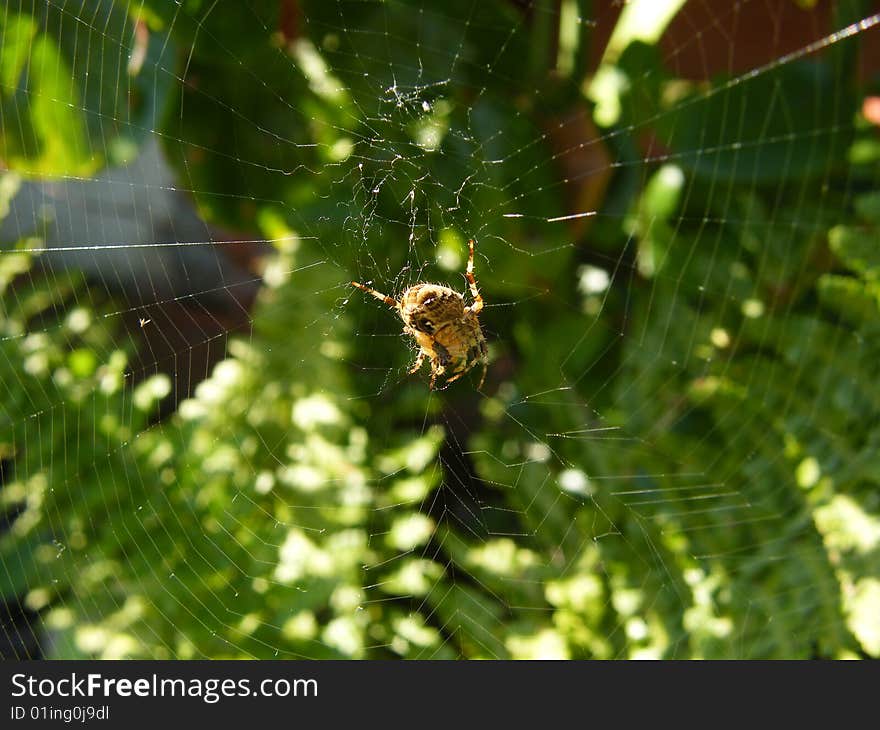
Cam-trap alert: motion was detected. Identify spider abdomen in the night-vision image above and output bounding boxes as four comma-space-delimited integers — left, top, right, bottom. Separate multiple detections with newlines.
400, 284, 466, 333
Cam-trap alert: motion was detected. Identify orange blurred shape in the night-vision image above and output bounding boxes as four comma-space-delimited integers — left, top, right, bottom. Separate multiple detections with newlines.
863, 96, 880, 126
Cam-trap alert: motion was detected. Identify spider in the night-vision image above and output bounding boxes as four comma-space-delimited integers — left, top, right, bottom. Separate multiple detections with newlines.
351, 239, 488, 390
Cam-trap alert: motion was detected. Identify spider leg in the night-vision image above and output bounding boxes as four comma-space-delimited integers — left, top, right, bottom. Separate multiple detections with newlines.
465, 239, 483, 314
442, 359, 474, 387
439, 351, 488, 390
408, 351, 426, 374
351, 281, 398, 310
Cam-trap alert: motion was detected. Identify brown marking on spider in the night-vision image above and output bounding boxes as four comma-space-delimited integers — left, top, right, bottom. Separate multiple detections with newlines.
351, 239, 488, 390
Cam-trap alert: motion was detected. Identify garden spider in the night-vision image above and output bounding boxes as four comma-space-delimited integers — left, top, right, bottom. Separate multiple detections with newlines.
351, 239, 488, 390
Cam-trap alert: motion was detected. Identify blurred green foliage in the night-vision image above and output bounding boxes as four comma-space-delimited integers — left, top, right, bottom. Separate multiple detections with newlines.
1, 0, 879, 658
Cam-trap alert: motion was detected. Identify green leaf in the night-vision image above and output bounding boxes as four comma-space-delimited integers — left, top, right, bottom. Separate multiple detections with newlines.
855, 191, 880, 224
0, 13, 37, 88
67, 349, 98, 379
660, 61, 855, 184
0, 3, 173, 176
829, 225, 880, 278
0, 32, 95, 175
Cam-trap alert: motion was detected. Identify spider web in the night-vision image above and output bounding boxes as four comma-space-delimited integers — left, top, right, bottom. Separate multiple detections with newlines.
1, 0, 879, 659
